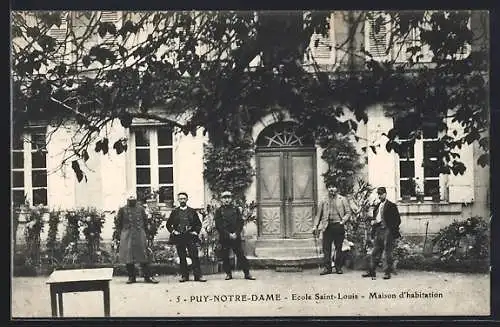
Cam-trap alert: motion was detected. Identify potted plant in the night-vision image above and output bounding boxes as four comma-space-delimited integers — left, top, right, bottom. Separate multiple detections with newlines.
430, 186, 441, 202
414, 177, 424, 202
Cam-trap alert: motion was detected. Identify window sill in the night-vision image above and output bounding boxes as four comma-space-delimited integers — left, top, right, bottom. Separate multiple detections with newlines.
397, 201, 463, 215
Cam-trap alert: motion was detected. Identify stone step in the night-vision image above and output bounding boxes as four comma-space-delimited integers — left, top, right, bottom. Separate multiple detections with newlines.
254, 247, 321, 258
255, 238, 319, 248
248, 255, 322, 268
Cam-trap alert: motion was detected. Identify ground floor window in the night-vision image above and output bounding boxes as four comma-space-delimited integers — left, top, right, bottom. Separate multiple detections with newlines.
131, 125, 174, 203
397, 119, 441, 200
12, 128, 48, 206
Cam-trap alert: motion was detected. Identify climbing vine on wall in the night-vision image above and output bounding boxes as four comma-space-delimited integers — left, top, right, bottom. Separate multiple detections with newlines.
318, 133, 364, 195
203, 137, 255, 202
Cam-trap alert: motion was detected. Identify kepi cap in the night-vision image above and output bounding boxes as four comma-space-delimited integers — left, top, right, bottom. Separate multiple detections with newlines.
221, 191, 232, 197
127, 190, 137, 200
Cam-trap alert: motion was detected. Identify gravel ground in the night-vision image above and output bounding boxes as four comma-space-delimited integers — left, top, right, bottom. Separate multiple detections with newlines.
12, 269, 490, 318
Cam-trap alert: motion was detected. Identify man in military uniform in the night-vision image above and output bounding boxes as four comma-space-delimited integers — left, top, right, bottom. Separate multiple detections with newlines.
362, 187, 401, 280
115, 194, 159, 284
312, 183, 351, 275
214, 191, 256, 281
166, 192, 206, 283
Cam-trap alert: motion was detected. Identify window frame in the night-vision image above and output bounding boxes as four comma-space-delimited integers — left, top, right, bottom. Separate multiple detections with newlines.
364, 11, 392, 62
129, 124, 175, 205
396, 121, 443, 202
366, 10, 472, 63
11, 128, 49, 207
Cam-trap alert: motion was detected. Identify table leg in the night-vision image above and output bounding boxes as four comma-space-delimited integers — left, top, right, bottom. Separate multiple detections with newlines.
57, 292, 64, 316
50, 285, 57, 317
103, 283, 110, 317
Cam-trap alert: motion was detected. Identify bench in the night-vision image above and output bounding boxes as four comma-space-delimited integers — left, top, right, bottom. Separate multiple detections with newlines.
46, 268, 113, 317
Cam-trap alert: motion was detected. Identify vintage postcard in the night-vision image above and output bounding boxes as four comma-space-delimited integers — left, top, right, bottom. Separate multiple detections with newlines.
11, 9, 490, 318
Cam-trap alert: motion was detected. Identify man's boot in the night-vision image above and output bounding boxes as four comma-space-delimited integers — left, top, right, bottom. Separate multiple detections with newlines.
126, 264, 136, 284
244, 271, 256, 280
362, 271, 376, 280
320, 267, 332, 275
141, 263, 159, 284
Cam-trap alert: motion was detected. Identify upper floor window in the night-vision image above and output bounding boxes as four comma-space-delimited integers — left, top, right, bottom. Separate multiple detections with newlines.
304, 12, 336, 67
131, 125, 174, 204
98, 11, 122, 44
47, 12, 68, 43
365, 10, 471, 63
12, 128, 48, 207
396, 119, 441, 200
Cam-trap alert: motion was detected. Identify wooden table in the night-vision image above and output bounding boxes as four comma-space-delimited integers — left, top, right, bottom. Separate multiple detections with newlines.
46, 268, 113, 317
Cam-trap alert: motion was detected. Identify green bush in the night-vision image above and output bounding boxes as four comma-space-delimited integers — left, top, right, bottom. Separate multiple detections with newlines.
23, 205, 46, 267
432, 216, 490, 262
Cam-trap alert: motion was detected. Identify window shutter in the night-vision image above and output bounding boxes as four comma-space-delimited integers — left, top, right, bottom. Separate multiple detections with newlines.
47, 13, 68, 43
101, 11, 119, 23
309, 14, 335, 66
365, 12, 391, 62
367, 107, 397, 201
309, 32, 335, 65
447, 117, 475, 203
99, 11, 122, 43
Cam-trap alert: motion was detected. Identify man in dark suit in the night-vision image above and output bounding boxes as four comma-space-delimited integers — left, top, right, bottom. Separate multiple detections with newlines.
214, 191, 256, 281
166, 192, 207, 283
362, 187, 401, 280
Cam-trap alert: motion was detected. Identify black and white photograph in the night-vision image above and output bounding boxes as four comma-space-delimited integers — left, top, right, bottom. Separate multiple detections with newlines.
11, 9, 491, 318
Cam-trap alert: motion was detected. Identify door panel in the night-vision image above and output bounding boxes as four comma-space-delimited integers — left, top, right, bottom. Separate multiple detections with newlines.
286, 152, 316, 238
257, 153, 284, 238
257, 150, 316, 239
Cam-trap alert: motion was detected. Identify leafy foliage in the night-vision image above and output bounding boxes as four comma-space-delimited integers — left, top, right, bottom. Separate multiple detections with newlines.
432, 216, 490, 262
46, 209, 62, 256
203, 137, 255, 202
344, 179, 374, 256
23, 205, 46, 266
198, 203, 220, 263
144, 204, 166, 248
320, 134, 364, 195
11, 10, 489, 182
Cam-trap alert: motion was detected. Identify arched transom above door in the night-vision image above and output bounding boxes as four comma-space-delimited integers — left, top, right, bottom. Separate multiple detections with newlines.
256, 122, 314, 148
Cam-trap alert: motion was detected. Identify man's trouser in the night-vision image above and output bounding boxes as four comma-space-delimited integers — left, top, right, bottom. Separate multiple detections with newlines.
322, 222, 345, 271
175, 234, 202, 279
369, 224, 394, 275
220, 239, 250, 276
126, 262, 153, 279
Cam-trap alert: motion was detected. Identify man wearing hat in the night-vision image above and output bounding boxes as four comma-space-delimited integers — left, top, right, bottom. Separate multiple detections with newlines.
166, 192, 207, 283
115, 193, 159, 284
312, 183, 351, 275
362, 186, 401, 280
214, 191, 256, 280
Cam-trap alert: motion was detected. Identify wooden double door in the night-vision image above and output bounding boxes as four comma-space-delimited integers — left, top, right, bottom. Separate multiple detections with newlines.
256, 149, 317, 239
